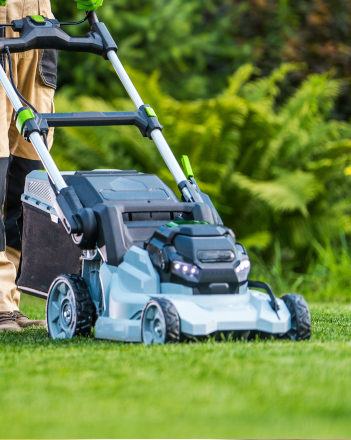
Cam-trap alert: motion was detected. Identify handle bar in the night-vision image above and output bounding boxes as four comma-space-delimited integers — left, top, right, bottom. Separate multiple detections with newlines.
0, 12, 200, 204
0, 15, 114, 57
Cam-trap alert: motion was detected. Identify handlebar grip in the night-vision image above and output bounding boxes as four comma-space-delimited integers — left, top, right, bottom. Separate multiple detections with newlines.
0, 32, 105, 56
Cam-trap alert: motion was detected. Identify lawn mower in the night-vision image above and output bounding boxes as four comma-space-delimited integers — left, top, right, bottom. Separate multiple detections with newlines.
0, 10, 311, 343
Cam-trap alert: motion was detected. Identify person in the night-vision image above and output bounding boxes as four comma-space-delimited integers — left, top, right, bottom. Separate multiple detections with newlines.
0, 0, 103, 332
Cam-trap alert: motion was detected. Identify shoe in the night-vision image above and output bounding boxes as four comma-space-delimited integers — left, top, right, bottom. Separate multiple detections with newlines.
12, 311, 46, 328
0, 312, 22, 332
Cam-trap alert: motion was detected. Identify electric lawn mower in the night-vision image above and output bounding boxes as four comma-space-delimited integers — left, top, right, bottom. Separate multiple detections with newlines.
0, 10, 311, 344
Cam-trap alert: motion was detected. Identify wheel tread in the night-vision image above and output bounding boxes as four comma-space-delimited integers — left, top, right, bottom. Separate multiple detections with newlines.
281, 293, 311, 341
47, 274, 95, 339
158, 298, 181, 342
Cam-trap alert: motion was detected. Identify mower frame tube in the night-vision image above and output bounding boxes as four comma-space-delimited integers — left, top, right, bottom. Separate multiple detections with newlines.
107, 50, 193, 201
29, 132, 67, 191
107, 51, 143, 109
150, 129, 190, 186
0, 64, 67, 192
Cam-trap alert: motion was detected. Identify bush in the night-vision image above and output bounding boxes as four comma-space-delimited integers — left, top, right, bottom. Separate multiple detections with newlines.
53, 0, 351, 118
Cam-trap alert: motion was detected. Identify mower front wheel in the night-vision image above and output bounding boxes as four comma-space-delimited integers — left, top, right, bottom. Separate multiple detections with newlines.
46, 274, 95, 340
141, 298, 180, 345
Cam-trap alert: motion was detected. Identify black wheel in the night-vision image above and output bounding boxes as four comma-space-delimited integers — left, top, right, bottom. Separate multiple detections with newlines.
281, 294, 311, 341
46, 274, 95, 340
141, 298, 180, 345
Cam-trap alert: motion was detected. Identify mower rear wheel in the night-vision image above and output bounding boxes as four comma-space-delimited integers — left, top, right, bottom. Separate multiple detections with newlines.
281, 294, 311, 341
46, 274, 95, 340
141, 298, 180, 345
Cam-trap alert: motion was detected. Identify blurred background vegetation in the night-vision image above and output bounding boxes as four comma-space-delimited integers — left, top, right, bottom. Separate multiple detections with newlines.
50, 0, 351, 300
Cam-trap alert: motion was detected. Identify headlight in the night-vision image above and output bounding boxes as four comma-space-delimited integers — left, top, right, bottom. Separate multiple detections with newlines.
172, 260, 199, 279
235, 259, 250, 273
235, 258, 251, 282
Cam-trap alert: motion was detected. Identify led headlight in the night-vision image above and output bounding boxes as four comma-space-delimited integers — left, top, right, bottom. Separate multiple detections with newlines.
172, 260, 199, 279
235, 258, 251, 282
235, 259, 250, 273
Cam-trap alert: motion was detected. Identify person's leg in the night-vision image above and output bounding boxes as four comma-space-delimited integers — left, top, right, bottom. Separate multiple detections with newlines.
0, 110, 15, 317
0, 9, 21, 330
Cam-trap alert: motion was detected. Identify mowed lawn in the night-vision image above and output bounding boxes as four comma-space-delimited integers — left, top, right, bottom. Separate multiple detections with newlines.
0, 296, 351, 439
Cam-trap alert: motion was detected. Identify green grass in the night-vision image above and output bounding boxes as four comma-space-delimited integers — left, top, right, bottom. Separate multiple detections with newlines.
0, 295, 351, 439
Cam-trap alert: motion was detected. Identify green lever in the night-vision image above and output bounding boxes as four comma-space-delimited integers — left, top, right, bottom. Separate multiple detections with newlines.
181, 155, 194, 179
30, 15, 46, 23
145, 107, 158, 118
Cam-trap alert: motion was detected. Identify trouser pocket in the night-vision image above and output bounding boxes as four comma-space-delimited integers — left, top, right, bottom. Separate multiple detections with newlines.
38, 49, 58, 89
38, 0, 57, 89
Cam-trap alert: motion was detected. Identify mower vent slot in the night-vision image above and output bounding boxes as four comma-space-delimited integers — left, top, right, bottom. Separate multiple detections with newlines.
122, 212, 179, 222
28, 180, 52, 204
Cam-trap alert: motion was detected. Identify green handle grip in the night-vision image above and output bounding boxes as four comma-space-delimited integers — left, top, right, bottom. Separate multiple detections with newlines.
75, 0, 104, 11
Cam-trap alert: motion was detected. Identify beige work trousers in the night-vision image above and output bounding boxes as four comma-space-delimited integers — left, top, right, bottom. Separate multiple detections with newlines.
0, 0, 55, 312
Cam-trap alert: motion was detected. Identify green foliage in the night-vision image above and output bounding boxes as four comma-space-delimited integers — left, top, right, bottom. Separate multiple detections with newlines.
52, 64, 351, 266
250, 237, 351, 302
52, 0, 351, 116
304, 236, 351, 302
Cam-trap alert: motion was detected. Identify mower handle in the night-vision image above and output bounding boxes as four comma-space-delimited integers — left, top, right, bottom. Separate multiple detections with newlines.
0, 14, 115, 58
0, 12, 200, 205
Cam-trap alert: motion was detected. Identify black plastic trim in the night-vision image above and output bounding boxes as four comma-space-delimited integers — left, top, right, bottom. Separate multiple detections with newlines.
178, 180, 204, 204
55, 187, 83, 234
92, 22, 118, 59
19, 286, 48, 300
40, 106, 163, 138
248, 280, 280, 317
63, 175, 103, 208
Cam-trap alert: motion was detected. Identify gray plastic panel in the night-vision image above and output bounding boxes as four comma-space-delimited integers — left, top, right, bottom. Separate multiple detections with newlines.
22, 171, 76, 216
23, 171, 54, 207
83, 173, 180, 203
23, 170, 181, 208
100, 189, 169, 201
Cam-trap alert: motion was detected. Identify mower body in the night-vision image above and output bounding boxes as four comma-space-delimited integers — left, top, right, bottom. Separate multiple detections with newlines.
95, 252, 291, 342
19, 169, 291, 341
